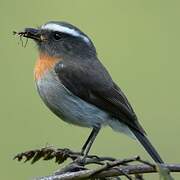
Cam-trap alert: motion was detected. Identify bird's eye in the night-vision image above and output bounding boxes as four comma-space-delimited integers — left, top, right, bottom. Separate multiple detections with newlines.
53, 32, 62, 41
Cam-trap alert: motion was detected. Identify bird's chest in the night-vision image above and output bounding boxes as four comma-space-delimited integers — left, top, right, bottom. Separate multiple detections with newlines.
34, 54, 59, 81
35, 70, 109, 128
35, 70, 71, 119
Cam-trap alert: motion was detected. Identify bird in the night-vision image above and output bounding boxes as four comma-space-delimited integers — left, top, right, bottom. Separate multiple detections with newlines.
16, 21, 164, 164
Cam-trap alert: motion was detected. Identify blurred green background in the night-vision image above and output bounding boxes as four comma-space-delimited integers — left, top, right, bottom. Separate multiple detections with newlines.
1, 0, 180, 179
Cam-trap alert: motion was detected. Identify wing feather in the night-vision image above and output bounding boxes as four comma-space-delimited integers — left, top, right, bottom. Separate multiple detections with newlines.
55, 59, 145, 134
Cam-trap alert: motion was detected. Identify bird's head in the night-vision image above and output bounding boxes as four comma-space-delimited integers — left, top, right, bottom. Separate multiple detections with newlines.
16, 21, 97, 59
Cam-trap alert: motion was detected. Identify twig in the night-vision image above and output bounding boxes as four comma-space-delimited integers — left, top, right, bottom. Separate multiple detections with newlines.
13, 146, 117, 165
14, 146, 180, 180
34, 164, 180, 180
89, 156, 140, 177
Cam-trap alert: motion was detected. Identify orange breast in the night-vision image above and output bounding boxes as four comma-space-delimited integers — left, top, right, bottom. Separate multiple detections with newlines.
34, 53, 60, 80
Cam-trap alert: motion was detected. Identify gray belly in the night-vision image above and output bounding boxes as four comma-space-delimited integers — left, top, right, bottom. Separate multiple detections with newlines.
36, 70, 110, 128
36, 70, 134, 138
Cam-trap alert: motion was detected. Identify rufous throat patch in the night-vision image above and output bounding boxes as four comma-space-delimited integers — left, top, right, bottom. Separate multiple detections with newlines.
34, 53, 60, 80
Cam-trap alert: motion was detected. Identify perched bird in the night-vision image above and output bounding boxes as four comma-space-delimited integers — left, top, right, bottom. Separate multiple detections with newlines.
16, 21, 163, 163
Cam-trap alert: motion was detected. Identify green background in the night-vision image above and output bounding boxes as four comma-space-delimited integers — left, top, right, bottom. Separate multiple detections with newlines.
1, 0, 180, 179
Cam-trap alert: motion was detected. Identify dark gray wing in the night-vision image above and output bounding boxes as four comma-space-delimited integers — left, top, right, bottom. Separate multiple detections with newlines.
55, 59, 145, 134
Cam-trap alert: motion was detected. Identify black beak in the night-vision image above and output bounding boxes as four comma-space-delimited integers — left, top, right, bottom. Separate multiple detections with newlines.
14, 28, 42, 41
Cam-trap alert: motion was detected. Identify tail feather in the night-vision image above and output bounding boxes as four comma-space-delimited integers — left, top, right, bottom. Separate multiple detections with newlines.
131, 128, 164, 164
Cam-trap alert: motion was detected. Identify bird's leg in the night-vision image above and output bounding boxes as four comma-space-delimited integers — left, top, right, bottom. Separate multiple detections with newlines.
80, 127, 100, 164
81, 128, 98, 155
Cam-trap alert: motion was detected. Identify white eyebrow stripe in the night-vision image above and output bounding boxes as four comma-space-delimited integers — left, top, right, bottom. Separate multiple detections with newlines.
41, 23, 90, 43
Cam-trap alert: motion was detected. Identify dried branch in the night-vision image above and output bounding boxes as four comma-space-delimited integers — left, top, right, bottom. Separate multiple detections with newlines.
14, 146, 179, 180
35, 164, 180, 180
